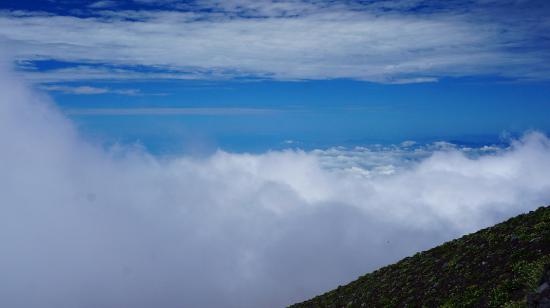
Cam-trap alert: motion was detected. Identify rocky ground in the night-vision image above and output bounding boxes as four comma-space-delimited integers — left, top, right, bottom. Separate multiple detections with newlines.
291, 206, 550, 307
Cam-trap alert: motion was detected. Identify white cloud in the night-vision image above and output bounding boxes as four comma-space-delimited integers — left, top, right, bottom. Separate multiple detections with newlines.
1, 61, 550, 308
43, 85, 109, 94
1, 0, 548, 82
18, 64, 233, 83
88, 1, 118, 9
40, 85, 143, 95
62, 107, 278, 115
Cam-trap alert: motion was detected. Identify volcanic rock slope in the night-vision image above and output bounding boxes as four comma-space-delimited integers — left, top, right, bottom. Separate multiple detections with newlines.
291, 206, 550, 307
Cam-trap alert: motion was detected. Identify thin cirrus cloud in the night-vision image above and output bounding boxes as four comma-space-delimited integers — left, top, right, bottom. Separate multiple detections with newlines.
2, 54, 550, 308
63, 107, 278, 115
41, 85, 142, 95
20, 65, 209, 83
88, 1, 119, 9
1, 0, 549, 83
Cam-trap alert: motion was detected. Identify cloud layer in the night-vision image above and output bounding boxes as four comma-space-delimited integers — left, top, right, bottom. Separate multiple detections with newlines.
2, 0, 550, 82
2, 64, 550, 307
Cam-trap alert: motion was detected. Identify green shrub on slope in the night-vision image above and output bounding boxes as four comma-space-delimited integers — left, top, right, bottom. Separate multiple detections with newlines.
291, 206, 550, 307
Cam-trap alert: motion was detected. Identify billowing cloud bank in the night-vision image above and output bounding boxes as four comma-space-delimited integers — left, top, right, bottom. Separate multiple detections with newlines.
1, 65, 550, 308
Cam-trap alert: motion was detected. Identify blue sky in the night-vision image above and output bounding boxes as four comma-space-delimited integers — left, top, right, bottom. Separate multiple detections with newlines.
2, 0, 550, 153
62, 77, 550, 153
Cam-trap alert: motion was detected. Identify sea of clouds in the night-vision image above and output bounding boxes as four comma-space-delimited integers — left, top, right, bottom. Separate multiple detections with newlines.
2, 62, 550, 308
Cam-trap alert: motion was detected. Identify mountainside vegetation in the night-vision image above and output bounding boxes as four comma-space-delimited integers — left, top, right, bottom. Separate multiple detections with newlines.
291, 206, 550, 307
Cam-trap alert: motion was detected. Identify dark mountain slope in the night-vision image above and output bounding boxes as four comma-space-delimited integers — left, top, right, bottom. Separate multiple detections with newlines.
291, 206, 550, 307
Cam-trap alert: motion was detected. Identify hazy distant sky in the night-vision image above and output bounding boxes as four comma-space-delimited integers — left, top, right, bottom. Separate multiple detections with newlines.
1, 1, 550, 308
2, 0, 550, 152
